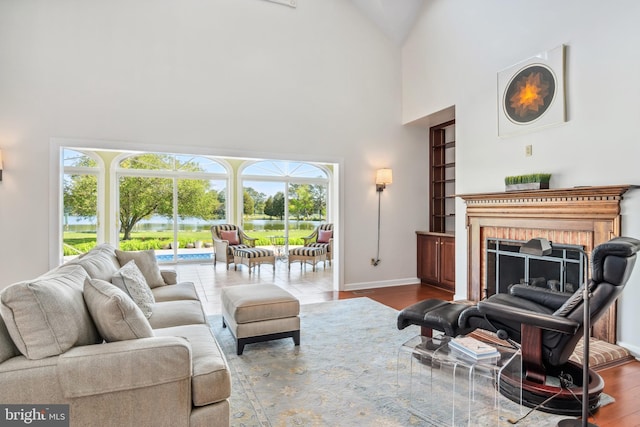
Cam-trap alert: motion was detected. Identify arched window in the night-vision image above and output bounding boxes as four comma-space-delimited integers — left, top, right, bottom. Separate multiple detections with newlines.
116, 152, 230, 263
240, 160, 331, 249
62, 149, 103, 259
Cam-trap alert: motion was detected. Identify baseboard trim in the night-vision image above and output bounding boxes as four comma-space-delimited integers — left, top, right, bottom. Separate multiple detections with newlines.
344, 277, 419, 291
616, 340, 640, 359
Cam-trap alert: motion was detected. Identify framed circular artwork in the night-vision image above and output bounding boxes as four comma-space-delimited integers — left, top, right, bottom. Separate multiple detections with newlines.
498, 45, 565, 137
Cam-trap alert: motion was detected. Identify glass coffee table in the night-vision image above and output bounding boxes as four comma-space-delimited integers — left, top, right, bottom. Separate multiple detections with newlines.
268, 235, 288, 262
398, 335, 523, 426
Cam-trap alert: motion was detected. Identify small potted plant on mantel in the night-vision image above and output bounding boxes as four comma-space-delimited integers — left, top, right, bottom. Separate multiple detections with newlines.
504, 173, 551, 191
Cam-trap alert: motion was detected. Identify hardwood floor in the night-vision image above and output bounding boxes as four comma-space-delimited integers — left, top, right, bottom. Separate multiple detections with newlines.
180, 261, 640, 426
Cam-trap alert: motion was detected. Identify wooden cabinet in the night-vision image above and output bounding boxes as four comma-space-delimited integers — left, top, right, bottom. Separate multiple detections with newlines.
417, 232, 455, 292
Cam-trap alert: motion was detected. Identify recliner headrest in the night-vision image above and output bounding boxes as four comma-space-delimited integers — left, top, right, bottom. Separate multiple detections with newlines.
591, 236, 640, 284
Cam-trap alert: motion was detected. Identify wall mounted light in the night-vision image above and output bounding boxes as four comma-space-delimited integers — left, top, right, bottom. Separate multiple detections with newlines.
372, 168, 393, 266
0, 149, 3, 181
375, 168, 393, 192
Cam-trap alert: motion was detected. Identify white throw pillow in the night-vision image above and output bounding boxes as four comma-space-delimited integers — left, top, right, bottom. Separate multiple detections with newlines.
115, 249, 166, 288
83, 279, 154, 342
111, 260, 155, 318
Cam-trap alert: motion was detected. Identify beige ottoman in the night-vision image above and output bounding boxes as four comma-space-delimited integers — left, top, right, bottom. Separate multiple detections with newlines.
221, 284, 300, 355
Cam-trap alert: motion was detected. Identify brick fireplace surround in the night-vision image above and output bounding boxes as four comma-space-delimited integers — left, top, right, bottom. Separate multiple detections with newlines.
459, 185, 635, 344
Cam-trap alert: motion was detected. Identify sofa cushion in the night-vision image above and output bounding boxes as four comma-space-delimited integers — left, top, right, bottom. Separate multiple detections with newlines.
148, 300, 206, 329
111, 261, 155, 319
68, 244, 120, 282
84, 279, 154, 342
0, 264, 101, 360
0, 313, 19, 363
154, 324, 231, 406
152, 282, 200, 302
115, 249, 166, 288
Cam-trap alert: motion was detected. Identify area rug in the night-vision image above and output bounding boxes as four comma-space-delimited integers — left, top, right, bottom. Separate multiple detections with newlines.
209, 298, 591, 427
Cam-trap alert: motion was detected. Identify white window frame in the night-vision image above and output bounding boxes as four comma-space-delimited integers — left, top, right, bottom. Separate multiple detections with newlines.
59, 148, 105, 263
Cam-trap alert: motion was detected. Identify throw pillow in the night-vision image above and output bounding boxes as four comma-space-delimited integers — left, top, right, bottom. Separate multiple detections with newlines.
111, 260, 155, 319
0, 264, 101, 360
115, 249, 165, 288
317, 229, 333, 243
83, 279, 154, 342
220, 230, 240, 245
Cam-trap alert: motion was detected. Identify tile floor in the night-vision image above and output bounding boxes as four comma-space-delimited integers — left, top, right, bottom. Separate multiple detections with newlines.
174, 258, 336, 316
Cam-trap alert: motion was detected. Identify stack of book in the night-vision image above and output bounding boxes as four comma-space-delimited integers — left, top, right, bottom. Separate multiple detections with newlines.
448, 337, 501, 362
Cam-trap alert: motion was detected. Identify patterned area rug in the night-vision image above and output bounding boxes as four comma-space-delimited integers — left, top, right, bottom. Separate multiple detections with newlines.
209, 298, 592, 426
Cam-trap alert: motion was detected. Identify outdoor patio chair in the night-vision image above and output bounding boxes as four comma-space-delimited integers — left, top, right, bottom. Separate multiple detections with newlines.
302, 223, 333, 265
211, 224, 257, 269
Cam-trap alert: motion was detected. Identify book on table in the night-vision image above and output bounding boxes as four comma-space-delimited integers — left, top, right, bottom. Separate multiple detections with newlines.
448, 337, 501, 361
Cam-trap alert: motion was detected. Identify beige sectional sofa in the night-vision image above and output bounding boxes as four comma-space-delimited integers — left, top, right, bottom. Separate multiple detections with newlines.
0, 244, 230, 427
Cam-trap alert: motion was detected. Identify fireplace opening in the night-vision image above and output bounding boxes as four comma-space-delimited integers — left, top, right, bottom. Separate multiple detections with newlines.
485, 238, 585, 298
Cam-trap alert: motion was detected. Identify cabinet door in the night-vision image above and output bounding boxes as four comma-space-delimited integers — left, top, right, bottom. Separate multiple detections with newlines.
417, 234, 439, 284
439, 236, 456, 291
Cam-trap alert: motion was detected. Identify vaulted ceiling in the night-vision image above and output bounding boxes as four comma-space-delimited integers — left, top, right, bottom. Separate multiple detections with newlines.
349, 0, 424, 45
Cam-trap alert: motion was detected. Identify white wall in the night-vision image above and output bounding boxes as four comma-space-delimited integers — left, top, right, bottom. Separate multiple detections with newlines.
403, 0, 640, 354
0, 0, 428, 290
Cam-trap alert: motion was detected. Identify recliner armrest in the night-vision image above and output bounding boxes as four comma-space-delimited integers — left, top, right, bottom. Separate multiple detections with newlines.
509, 284, 571, 310
477, 300, 580, 334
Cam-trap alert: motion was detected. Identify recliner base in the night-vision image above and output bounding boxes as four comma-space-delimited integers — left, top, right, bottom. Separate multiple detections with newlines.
499, 361, 604, 416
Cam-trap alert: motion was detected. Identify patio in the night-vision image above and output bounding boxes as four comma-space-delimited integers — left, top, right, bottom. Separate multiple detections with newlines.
173, 256, 334, 316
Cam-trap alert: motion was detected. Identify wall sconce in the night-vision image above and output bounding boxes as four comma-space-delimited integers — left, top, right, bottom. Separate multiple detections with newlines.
372, 168, 393, 266
0, 150, 3, 181
376, 168, 393, 192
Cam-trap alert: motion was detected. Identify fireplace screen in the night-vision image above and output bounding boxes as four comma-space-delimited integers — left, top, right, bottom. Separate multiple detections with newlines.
485, 238, 585, 298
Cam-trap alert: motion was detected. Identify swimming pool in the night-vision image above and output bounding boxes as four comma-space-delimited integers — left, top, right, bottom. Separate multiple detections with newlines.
156, 253, 213, 262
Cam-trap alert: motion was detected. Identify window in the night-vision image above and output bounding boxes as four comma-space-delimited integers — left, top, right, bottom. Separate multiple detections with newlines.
62, 149, 103, 259
117, 153, 229, 263
240, 160, 330, 249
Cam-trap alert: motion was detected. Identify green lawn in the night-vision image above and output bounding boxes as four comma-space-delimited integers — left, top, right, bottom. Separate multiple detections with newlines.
63, 229, 314, 255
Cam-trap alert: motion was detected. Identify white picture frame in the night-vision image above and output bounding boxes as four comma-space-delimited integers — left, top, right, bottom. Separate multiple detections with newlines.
497, 45, 566, 137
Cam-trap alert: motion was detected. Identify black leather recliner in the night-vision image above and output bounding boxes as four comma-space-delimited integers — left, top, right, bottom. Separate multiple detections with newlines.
397, 236, 640, 415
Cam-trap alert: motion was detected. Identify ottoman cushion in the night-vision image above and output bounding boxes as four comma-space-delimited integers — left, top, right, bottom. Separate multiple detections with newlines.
234, 248, 274, 258
397, 299, 472, 337
289, 247, 325, 256
221, 284, 299, 324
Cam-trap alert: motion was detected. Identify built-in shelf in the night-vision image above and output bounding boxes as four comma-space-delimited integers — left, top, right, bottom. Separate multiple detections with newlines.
430, 120, 455, 234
